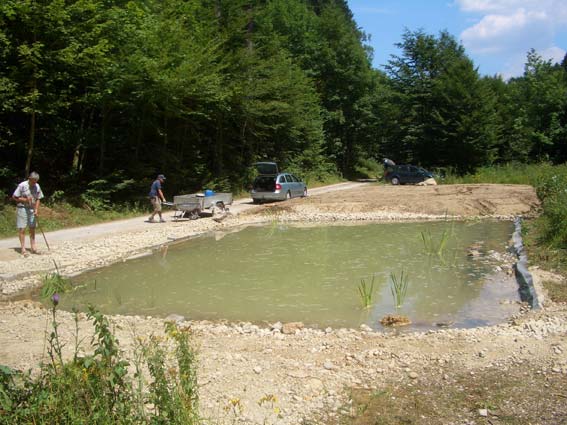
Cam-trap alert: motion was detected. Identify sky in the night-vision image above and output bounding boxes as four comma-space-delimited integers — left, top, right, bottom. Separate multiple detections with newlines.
348, 0, 567, 79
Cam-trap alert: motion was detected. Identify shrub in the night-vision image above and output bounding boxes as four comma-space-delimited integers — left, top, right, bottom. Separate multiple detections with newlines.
0, 291, 200, 424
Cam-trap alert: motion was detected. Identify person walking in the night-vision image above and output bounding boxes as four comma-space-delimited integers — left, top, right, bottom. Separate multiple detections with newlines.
148, 174, 167, 223
12, 171, 44, 256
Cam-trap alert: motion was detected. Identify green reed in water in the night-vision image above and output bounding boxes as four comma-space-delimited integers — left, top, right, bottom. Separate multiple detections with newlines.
389, 270, 409, 311
421, 228, 450, 256
357, 275, 375, 309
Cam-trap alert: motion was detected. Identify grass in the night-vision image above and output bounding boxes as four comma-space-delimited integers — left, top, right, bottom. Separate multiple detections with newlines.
357, 276, 375, 309
420, 228, 451, 257
522, 218, 567, 304
439, 162, 549, 185
389, 270, 409, 312
329, 365, 567, 425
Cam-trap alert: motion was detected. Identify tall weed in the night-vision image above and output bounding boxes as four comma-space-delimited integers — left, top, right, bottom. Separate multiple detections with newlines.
389, 270, 409, 312
357, 276, 375, 309
0, 291, 200, 424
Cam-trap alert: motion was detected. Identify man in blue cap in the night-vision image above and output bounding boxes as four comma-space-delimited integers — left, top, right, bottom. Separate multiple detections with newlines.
148, 174, 167, 223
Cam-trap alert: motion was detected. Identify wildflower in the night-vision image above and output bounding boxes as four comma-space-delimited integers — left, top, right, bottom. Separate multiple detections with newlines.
52, 293, 60, 306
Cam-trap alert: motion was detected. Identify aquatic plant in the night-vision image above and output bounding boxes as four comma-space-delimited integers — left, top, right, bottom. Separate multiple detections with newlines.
389, 270, 409, 312
421, 228, 450, 256
357, 275, 375, 309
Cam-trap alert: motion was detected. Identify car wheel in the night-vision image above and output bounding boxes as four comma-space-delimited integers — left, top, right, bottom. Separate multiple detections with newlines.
286, 191, 291, 200
391, 176, 400, 185
302, 188, 307, 197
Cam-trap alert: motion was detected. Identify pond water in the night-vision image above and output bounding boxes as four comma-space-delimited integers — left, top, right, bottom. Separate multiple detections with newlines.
59, 221, 521, 330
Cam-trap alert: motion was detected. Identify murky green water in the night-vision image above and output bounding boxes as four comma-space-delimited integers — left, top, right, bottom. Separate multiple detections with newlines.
60, 221, 521, 330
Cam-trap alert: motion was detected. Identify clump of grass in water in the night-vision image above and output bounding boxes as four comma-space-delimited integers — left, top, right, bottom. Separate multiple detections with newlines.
390, 270, 409, 312
420, 220, 458, 265
380, 270, 411, 327
421, 228, 450, 257
357, 275, 375, 309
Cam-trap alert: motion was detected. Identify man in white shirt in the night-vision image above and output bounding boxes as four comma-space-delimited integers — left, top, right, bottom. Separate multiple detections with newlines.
12, 172, 44, 256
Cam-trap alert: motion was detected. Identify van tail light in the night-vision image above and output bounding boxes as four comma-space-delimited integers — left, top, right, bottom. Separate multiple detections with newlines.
275, 183, 282, 191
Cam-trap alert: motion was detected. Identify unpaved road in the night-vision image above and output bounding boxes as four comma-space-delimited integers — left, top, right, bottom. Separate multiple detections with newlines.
0, 181, 366, 258
1, 183, 566, 425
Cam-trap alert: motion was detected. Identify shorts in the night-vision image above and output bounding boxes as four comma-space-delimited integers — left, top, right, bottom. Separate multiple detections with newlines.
16, 207, 36, 229
150, 197, 162, 212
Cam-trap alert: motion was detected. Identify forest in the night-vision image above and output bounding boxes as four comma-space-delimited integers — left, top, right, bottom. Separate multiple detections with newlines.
1, 0, 567, 205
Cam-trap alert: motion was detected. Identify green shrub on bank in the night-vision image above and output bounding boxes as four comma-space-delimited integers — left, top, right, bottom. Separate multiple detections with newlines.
0, 294, 200, 424
440, 162, 555, 185
442, 162, 567, 250
533, 165, 567, 249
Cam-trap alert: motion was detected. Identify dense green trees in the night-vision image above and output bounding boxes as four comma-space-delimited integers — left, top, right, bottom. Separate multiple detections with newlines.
1, 1, 567, 203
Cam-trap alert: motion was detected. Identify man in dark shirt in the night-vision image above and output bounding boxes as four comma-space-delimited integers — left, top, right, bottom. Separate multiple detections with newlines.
148, 174, 167, 223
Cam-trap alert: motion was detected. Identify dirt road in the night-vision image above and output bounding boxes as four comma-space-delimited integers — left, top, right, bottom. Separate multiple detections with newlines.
0, 182, 367, 257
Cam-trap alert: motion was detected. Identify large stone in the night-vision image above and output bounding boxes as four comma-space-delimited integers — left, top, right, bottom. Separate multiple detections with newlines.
282, 321, 304, 334
165, 314, 185, 323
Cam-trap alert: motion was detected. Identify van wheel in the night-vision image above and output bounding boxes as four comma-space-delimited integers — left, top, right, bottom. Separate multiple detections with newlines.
253, 199, 261, 204
302, 188, 307, 197
391, 177, 400, 185
286, 191, 291, 200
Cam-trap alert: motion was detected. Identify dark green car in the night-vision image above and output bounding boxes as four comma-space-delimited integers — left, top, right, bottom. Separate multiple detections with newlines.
384, 164, 433, 185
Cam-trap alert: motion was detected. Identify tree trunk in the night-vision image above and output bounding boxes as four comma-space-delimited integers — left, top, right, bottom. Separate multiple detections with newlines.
99, 106, 107, 176
24, 76, 37, 178
24, 108, 36, 178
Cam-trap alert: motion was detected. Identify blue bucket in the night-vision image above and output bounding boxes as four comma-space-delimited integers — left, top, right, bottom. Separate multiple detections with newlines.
204, 189, 215, 197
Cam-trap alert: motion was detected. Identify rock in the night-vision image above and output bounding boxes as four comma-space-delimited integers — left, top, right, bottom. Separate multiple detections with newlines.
467, 249, 482, 257
253, 366, 262, 374
417, 178, 437, 186
360, 324, 373, 332
282, 322, 304, 334
478, 408, 488, 417
307, 378, 324, 392
323, 360, 334, 370
408, 371, 418, 379
165, 314, 185, 323
271, 321, 283, 331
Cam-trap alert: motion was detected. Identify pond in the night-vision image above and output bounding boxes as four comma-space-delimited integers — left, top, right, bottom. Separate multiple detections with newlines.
58, 221, 521, 330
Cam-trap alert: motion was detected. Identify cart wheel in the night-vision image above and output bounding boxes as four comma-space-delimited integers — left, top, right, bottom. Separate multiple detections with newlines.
215, 201, 226, 212
189, 210, 200, 220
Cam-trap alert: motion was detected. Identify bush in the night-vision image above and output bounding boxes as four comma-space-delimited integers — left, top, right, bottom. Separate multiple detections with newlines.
533, 165, 567, 249
353, 158, 383, 180
438, 162, 567, 250
0, 293, 200, 424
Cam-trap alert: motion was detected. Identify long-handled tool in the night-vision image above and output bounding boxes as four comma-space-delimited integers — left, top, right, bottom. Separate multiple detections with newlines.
35, 217, 51, 251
